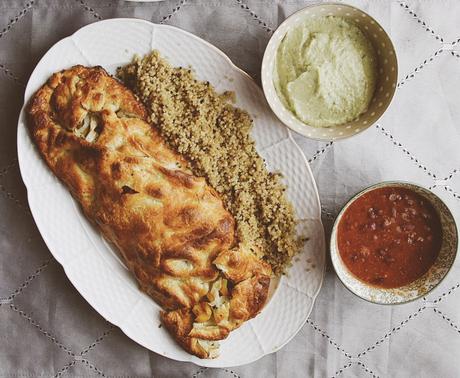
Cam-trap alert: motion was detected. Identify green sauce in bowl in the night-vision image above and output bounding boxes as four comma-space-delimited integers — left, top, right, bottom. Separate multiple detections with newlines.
274, 16, 378, 128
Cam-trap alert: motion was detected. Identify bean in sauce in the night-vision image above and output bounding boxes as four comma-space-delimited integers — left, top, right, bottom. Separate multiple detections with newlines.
337, 187, 442, 288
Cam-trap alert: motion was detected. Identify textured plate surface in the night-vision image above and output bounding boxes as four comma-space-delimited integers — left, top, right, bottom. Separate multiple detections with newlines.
16, 19, 325, 367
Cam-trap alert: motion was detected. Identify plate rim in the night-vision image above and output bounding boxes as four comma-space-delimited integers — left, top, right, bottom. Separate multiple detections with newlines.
16, 18, 326, 368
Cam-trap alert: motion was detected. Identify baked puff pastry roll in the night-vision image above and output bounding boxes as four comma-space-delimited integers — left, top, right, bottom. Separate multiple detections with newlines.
27, 65, 271, 359
162, 244, 271, 358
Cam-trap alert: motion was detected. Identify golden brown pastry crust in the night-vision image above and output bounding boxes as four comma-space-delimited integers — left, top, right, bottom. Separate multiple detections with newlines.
213, 245, 272, 283
27, 65, 271, 359
161, 273, 269, 358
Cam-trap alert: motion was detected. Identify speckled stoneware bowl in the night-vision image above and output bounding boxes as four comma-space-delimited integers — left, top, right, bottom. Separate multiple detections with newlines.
330, 182, 458, 305
261, 3, 398, 141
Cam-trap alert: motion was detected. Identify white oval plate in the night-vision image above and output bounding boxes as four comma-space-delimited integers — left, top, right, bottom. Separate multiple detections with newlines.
17, 19, 325, 368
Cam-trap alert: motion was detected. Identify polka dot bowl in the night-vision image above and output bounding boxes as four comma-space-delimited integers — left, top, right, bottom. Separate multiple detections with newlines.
261, 3, 398, 141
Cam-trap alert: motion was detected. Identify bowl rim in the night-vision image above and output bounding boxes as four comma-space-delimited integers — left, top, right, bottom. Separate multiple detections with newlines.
261, 2, 399, 141
329, 180, 459, 305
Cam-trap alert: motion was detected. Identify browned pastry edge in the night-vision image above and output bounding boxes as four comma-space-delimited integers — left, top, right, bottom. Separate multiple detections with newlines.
27, 64, 271, 359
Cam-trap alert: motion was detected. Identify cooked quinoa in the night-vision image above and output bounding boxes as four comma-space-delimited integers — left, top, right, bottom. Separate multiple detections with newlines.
117, 51, 302, 275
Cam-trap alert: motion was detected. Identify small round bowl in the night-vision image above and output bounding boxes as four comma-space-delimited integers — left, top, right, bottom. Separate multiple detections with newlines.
261, 3, 398, 141
330, 182, 458, 305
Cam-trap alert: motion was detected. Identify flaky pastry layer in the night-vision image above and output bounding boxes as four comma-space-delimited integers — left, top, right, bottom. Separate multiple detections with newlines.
27, 65, 271, 358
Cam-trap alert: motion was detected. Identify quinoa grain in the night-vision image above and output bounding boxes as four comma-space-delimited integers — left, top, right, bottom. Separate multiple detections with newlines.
117, 51, 302, 275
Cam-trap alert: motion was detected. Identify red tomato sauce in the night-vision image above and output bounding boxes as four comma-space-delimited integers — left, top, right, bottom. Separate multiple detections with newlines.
337, 187, 442, 288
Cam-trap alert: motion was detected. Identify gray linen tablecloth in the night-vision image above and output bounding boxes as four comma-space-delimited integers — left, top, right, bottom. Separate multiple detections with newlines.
1, 0, 460, 376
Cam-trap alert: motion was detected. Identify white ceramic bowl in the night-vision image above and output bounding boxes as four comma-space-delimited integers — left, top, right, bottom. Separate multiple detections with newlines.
261, 3, 398, 141
330, 182, 458, 305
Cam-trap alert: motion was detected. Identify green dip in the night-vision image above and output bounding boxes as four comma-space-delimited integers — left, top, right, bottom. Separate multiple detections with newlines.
274, 16, 378, 128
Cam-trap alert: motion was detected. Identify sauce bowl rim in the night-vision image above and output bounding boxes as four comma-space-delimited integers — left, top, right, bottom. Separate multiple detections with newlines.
261, 2, 399, 141
330, 180, 459, 305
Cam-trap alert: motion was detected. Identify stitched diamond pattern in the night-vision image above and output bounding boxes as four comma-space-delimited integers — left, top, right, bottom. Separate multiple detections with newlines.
1, 0, 459, 377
